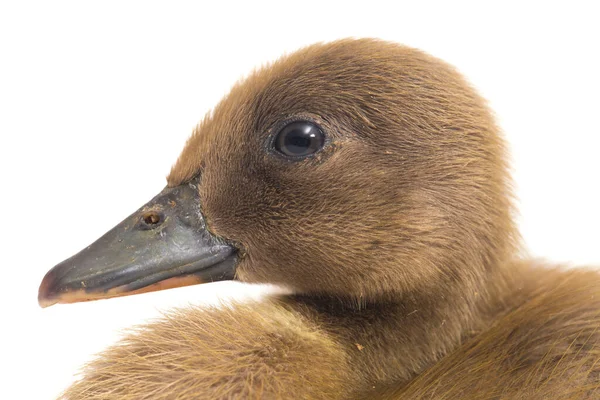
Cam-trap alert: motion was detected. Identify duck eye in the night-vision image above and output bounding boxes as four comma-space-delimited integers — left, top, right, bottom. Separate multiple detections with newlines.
273, 121, 325, 158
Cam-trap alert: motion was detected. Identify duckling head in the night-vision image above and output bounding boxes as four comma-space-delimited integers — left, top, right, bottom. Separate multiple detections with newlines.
39, 39, 517, 306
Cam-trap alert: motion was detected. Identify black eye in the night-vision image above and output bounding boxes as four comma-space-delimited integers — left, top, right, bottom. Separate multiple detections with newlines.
273, 121, 325, 158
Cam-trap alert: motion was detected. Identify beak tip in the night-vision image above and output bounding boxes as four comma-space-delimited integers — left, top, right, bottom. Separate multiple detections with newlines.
38, 270, 58, 308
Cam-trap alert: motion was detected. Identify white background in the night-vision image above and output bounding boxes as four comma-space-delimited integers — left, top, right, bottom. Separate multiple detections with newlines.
1, 1, 599, 398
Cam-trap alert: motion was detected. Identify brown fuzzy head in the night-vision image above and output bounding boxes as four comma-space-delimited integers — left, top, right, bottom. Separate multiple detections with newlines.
168, 39, 517, 301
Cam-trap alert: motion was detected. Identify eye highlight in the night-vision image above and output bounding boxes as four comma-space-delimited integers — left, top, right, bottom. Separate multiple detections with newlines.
273, 121, 325, 158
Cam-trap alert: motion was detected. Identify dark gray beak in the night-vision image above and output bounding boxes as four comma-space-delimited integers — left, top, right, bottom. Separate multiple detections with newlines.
38, 179, 237, 307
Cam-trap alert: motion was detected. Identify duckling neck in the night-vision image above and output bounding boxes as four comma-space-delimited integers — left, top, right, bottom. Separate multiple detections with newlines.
281, 263, 529, 390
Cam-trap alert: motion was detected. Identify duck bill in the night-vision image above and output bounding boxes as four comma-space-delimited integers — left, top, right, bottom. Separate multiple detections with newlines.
38, 179, 237, 308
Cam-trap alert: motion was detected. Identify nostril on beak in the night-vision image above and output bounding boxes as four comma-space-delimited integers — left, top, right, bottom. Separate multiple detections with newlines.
141, 211, 164, 229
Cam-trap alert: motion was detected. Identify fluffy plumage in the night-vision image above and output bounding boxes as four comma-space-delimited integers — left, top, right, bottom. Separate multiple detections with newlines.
61, 39, 599, 399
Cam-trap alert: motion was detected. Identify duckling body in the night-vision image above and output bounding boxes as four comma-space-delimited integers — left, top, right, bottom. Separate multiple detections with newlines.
40, 39, 600, 399
60, 264, 600, 399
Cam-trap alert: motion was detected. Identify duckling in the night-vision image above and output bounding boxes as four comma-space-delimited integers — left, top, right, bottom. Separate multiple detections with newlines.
39, 39, 600, 399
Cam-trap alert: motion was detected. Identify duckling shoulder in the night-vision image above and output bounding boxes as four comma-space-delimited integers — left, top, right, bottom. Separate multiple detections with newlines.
390, 264, 600, 399
62, 301, 356, 399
